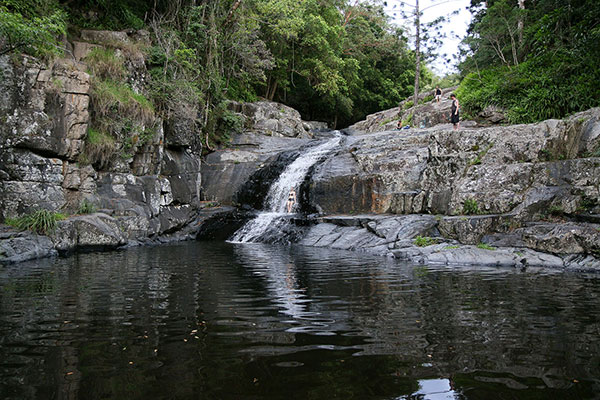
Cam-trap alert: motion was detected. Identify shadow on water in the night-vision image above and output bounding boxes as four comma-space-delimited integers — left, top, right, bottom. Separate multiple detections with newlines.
0, 241, 599, 399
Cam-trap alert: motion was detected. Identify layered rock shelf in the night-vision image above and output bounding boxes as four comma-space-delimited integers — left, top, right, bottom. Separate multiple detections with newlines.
1, 32, 599, 270
202, 106, 600, 271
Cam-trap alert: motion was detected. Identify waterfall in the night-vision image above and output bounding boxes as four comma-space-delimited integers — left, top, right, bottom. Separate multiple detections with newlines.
230, 134, 341, 243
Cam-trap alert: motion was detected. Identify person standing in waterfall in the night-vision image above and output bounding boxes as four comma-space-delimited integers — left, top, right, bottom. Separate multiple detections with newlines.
450, 93, 460, 131
287, 187, 297, 213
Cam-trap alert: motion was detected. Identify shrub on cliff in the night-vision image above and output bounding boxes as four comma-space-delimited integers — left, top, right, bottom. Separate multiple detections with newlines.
81, 45, 158, 167
0, 4, 66, 57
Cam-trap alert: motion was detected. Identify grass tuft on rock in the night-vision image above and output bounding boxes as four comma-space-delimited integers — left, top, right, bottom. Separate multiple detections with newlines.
84, 47, 126, 80
78, 198, 97, 214
477, 242, 496, 251
414, 235, 437, 247
6, 210, 65, 235
462, 198, 480, 215
83, 127, 117, 168
91, 79, 154, 126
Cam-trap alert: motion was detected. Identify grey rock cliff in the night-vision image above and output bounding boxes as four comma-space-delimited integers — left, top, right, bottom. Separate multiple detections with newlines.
0, 46, 205, 261
294, 107, 600, 268
0, 41, 326, 263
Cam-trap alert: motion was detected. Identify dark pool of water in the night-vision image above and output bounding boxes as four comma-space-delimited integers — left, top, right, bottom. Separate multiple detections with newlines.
1, 241, 599, 399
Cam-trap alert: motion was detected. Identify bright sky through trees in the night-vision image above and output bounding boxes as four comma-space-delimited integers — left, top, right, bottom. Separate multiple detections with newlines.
384, 0, 471, 75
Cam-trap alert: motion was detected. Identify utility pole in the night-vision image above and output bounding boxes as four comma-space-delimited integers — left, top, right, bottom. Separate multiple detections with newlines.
413, 0, 420, 108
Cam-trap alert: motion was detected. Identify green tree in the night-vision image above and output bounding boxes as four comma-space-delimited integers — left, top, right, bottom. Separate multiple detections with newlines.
459, 0, 600, 123
0, 2, 66, 57
147, 0, 275, 149
342, 3, 414, 123
255, 0, 414, 127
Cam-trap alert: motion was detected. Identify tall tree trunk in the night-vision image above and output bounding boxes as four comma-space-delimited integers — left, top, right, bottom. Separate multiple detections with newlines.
268, 81, 278, 101
413, 0, 420, 110
223, 0, 242, 27
517, 0, 525, 46
265, 75, 272, 98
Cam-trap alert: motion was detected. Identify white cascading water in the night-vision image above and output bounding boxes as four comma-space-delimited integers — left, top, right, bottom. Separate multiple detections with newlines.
230, 134, 341, 243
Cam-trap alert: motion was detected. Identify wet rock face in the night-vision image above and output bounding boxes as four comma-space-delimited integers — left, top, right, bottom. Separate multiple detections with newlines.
201, 133, 311, 205
234, 149, 302, 210
309, 131, 431, 214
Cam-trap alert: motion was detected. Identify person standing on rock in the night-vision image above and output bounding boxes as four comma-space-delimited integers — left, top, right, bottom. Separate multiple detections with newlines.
450, 93, 460, 131
435, 86, 442, 103
287, 187, 297, 213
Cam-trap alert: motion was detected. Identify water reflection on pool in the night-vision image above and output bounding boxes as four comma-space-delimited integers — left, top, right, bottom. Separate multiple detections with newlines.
0, 241, 599, 399
397, 378, 459, 399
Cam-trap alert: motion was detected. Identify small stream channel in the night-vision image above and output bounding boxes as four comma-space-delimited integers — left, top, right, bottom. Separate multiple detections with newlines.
1, 241, 599, 399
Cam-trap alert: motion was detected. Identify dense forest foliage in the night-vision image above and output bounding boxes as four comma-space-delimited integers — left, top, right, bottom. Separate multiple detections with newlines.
457, 0, 600, 123
3, 0, 598, 138
0, 0, 427, 136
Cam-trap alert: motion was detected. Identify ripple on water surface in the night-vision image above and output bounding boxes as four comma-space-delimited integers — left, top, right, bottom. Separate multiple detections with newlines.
0, 241, 599, 399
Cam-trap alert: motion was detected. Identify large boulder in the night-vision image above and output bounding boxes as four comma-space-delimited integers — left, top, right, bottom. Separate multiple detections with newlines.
229, 100, 316, 138
51, 213, 127, 253
0, 226, 56, 264
478, 105, 507, 124
348, 87, 458, 133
